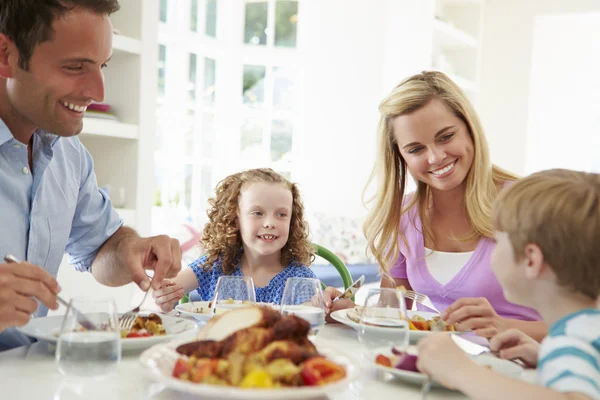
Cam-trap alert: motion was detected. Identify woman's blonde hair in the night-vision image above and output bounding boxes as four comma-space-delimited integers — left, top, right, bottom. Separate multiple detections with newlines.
363, 71, 518, 275
200, 168, 315, 274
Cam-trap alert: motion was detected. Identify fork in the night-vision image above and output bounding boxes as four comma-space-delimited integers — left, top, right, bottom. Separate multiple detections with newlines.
402, 289, 441, 314
119, 278, 152, 331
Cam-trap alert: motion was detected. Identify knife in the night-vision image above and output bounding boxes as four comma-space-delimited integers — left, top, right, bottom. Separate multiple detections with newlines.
332, 275, 365, 303
4, 254, 98, 331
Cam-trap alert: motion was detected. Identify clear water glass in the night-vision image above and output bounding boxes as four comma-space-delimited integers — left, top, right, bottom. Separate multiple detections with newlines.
212, 276, 256, 315
56, 298, 121, 378
280, 277, 326, 336
358, 288, 409, 360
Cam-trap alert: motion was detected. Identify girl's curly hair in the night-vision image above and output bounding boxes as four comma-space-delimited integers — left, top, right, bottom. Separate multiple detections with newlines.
200, 168, 315, 274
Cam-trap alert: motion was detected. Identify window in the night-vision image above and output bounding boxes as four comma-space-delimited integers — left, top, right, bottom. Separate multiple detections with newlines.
190, 0, 198, 32
203, 58, 216, 106
159, 0, 168, 23
244, 2, 268, 45
158, 44, 166, 98
206, 0, 217, 37
188, 53, 197, 103
274, 1, 298, 47
154, 0, 299, 233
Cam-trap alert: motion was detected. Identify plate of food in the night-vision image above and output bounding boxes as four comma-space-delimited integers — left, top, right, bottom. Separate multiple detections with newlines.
175, 301, 214, 322
19, 312, 197, 350
372, 346, 523, 388
176, 301, 278, 322
330, 307, 456, 342
141, 305, 353, 399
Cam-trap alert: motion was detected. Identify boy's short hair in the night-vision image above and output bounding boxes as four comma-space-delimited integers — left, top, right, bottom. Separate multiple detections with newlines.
493, 169, 600, 299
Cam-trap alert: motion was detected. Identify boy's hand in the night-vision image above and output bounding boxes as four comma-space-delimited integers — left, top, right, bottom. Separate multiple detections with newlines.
442, 297, 508, 338
322, 286, 355, 323
152, 280, 185, 313
416, 333, 476, 390
490, 329, 540, 368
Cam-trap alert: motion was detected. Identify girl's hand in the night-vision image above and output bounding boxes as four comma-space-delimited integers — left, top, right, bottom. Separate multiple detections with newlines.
322, 286, 355, 323
490, 329, 540, 368
416, 333, 476, 390
442, 297, 508, 338
152, 280, 185, 313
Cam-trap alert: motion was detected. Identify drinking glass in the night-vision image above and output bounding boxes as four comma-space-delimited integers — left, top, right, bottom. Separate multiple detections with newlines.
56, 298, 121, 378
280, 277, 326, 336
211, 276, 256, 315
357, 288, 409, 360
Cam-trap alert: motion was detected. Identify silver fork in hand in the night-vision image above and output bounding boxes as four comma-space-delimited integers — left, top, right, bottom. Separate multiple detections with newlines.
421, 377, 432, 400
402, 289, 441, 314
119, 277, 152, 331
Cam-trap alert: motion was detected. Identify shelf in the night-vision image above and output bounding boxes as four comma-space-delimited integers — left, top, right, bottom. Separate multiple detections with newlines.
433, 19, 477, 50
112, 34, 142, 55
81, 117, 139, 139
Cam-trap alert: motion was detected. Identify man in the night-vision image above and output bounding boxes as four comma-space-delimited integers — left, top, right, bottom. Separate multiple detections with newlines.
0, 0, 181, 350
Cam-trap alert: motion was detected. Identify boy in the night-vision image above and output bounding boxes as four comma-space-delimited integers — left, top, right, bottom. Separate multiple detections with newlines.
417, 169, 600, 400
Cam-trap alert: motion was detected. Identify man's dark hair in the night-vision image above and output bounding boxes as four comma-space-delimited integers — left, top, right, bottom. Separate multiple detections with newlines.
0, 0, 120, 70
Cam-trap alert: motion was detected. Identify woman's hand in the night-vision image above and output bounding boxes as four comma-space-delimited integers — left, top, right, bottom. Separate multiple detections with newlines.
152, 280, 185, 313
322, 286, 355, 323
490, 329, 540, 368
442, 297, 508, 338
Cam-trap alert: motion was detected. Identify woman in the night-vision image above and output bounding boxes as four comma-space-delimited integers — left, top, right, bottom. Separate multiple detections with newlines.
325, 71, 546, 340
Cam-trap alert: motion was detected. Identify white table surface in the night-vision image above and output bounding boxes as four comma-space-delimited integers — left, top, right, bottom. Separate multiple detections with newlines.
0, 319, 475, 400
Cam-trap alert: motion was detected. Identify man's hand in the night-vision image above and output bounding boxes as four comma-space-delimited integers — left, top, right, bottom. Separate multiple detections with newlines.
0, 262, 60, 333
119, 234, 182, 291
490, 329, 540, 367
442, 297, 508, 338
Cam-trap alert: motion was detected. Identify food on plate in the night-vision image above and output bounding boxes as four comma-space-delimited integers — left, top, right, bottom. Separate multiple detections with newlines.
375, 348, 419, 373
172, 306, 346, 388
121, 313, 166, 338
346, 306, 456, 331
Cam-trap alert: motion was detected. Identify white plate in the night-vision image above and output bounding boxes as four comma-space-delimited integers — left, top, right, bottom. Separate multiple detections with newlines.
176, 302, 279, 322
140, 339, 355, 399
19, 313, 198, 351
373, 349, 524, 388
175, 301, 213, 322
330, 309, 454, 342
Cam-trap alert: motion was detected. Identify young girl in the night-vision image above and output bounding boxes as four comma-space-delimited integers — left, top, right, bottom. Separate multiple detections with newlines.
153, 168, 316, 311
324, 71, 546, 340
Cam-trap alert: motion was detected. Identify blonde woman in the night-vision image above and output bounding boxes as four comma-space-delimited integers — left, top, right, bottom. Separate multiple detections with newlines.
153, 168, 316, 310
325, 71, 546, 340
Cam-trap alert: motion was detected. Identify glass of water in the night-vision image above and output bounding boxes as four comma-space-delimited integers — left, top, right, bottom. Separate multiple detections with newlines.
280, 277, 326, 336
56, 298, 121, 378
212, 276, 256, 315
358, 288, 409, 360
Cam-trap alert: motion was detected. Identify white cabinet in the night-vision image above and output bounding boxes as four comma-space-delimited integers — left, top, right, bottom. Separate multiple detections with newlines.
432, 0, 485, 105
51, 0, 159, 315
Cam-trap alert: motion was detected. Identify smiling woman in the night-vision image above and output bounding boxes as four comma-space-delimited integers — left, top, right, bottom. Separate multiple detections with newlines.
324, 71, 548, 342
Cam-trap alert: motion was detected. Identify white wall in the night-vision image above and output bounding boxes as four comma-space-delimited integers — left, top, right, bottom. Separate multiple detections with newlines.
479, 0, 600, 175
294, 0, 432, 217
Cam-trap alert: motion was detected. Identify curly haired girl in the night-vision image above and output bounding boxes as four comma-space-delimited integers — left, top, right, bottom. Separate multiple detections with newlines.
153, 168, 316, 310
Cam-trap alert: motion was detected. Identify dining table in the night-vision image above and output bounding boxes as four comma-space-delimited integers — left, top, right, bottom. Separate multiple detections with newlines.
0, 316, 533, 400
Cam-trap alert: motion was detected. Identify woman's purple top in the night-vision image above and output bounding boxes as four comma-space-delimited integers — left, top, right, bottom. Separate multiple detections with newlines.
389, 198, 540, 321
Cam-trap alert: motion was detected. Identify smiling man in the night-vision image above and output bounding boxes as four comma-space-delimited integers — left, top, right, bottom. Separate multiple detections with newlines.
0, 0, 181, 351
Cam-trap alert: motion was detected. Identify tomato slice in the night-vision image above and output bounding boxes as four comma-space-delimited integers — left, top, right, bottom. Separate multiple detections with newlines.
126, 331, 152, 338
375, 354, 392, 367
172, 358, 191, 378
301, 356, 346, 386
